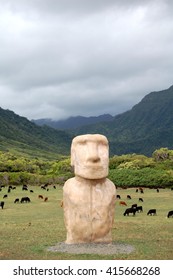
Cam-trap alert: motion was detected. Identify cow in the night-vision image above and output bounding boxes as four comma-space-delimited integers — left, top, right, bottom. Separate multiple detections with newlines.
156, 188, 159, 193
171, 187, 173, 191
53, 186, 56, 189
147, 209, 156, 216
21, 197, 31, 203
3, 194, 8, 199
138, 187, 144, 194
0, 201, 5, 209
135, 188, 138, 193
139, 198, 143, 202
22, 185, 28, 191
30, 190, 34, 193
136, 206, 143, 212
38, 195, 44, 199
119, 201, 127, 206
127, 195, 132, 199
14, 198, 20, 203
167, 210, 173, 218
44, 197, 48, 202
132, 204, 137, 208
123, 207, 137, 216
116, 194, 121, 199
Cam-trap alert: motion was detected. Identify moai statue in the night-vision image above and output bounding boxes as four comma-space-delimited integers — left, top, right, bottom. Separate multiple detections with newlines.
63, 134, 116, 244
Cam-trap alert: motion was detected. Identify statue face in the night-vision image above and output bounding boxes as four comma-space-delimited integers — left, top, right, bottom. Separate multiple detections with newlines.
71, 134, 109, 179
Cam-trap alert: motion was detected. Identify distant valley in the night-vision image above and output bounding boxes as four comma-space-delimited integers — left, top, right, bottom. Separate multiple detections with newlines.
0, 85, 173, 157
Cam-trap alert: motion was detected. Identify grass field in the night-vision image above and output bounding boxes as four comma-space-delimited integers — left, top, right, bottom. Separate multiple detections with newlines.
0, 185, 173, 260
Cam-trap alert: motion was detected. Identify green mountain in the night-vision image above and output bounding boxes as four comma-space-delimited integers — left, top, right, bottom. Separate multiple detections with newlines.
0, 107, 72, 159
32, 114, 114, 129
1, 85, 173, 158
73, 85, 173, 155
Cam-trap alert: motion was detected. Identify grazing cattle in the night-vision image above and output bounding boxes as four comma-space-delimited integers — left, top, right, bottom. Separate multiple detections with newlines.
127, 195, 132, 199
53, 186, 56, 189
116, 194, 121, 199
139, 198, 143, 202
119, 201, 127, 206
167, 210, 173, 218
132, 203, 137, 208
14, 198, 20, 203
0, 201, 5, 209
123, 207, 137, 216
44, 197, 48, 202
21, 197, 31, 203
136, 206, 143, 212
135, 188, 138, 193
156, 188, 159, 193
38, 195, 44, 199
30, 190, 34, 193
22, 185, 28, 191
41, 186, 46, 190
171, 187, 173, 191
3, 194, 8, 199
147, 209, 156, 216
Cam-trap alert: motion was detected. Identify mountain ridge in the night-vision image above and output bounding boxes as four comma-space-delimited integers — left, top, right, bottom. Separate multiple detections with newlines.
32, 114, 114, 129
0, 85, 173, 157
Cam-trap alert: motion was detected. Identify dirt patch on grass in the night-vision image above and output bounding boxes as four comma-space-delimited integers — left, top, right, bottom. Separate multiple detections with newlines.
47, 242, 135, 255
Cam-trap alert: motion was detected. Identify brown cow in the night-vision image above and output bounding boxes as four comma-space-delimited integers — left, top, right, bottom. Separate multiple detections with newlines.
44, 197, 48, 202
119, 201, 127, 206
38, 195, 43, 199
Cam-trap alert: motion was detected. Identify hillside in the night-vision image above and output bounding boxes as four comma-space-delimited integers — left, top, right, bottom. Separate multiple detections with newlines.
32, 114, 114, 129
0, 107, 72, 159
73, 85, 173, 155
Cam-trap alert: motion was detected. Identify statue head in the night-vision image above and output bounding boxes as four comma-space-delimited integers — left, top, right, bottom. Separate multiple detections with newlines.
71, 134, 109, 179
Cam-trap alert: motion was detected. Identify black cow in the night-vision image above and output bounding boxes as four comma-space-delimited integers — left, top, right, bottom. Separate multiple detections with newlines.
0, 201, 5, 209
167, 210, 173, 218
21, 197, 31, 203
127, 195, 132, 199
156, 188, 159, 193
147, 209, 156, 216
116, 195, 121, 199
171, 187, 173, 191
139, 198, 143, 202
3, 194, 8, 199
22, 185, 28, 191
14, 198, 20, 203
123, 207, 137, 216
132, 203, 137, 208
136, 206, 143, 212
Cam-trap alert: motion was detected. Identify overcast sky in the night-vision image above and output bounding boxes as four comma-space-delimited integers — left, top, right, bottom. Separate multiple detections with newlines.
0, 0, 173, 120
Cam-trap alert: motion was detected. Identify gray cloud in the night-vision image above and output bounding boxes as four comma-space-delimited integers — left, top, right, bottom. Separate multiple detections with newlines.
0, 0, 173, 120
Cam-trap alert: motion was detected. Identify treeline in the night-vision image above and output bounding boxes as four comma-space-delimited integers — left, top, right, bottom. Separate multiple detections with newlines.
0, 147, 173, 187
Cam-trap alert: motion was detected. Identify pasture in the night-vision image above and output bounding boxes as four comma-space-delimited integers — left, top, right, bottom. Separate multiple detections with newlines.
0, 185, 173, 260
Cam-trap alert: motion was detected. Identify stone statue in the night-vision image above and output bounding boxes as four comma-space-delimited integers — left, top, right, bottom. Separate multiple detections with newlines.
63, 134, 116, 244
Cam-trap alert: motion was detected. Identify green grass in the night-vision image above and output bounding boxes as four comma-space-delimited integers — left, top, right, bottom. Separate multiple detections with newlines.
0, 186, 173, 260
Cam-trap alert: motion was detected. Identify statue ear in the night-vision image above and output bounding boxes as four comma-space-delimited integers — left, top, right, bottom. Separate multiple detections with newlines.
71, 147, 75, 167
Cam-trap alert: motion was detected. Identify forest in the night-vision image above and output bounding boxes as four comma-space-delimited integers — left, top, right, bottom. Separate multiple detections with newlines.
0, 147, 173, 188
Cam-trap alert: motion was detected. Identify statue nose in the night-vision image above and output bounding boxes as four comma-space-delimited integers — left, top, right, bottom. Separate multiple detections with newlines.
86, 143, 100, 163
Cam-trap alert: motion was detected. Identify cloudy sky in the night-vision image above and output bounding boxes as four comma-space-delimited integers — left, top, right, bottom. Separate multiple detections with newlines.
0, 0, 173, 120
